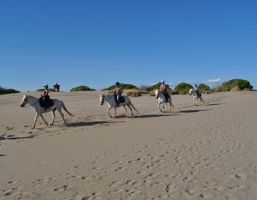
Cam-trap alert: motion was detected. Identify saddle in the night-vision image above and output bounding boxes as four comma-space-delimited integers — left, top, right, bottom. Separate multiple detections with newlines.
196, 90, 201, 97
39, 96, 54, 108
116, 96, 125, 105
160, 91, 170, 102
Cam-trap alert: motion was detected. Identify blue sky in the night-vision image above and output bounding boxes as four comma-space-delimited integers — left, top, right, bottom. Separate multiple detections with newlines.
0, 0, 256, 91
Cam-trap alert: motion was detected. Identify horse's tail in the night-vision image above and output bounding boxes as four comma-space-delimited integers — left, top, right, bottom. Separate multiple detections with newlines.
61, 101, 73, 116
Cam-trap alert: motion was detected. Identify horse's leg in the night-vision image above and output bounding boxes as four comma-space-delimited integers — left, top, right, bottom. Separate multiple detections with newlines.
107, 107, 112, 118
114, 107, 117, 118
50, 110, 56, 125
194, 97, 198, 106
123, 105, 127, 116
158, 102, 162, 112
169, 101, 172, 112
128, 104, 134, 116
57, 109, 67, 125
32, 113, 39, 129
39, 113, 48, 126
200, 97, 205, 104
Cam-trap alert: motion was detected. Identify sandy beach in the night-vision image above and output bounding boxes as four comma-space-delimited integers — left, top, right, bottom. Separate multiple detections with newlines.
1, 91, 257, 200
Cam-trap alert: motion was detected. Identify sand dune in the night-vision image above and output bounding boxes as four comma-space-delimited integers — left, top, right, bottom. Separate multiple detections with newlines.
1, 91, 257, 200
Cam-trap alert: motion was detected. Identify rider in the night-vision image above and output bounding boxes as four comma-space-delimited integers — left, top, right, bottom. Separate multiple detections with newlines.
41, 84, 50, 107
195, 84, 201, 97
160, 80, 170, 102
114, 82, 123, 105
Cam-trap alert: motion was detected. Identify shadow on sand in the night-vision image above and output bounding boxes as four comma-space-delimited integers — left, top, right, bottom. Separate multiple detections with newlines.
135, 113, 179, 119
179, 109, 212, 113
205, 103, 226, 107
0, 135, 34, 141
68, 120, 122, 127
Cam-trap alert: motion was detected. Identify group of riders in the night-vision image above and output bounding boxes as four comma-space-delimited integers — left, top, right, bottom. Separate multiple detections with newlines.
40, 81, 201, 109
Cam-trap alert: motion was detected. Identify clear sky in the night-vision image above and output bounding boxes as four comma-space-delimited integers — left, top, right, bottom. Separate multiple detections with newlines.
1, 0, 256, 91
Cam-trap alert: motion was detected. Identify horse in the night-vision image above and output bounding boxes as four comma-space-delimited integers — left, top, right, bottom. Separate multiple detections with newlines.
100, 94, 137, 118
20, 94, 73, 129
189, 88, 205, 105
154, 89, 174, 112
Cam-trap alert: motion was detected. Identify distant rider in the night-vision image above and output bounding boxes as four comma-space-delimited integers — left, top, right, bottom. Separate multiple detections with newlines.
41, 84, 50, 107
160, 80, 170, 102
114, 82, 123, 105
195, 84, 201, 97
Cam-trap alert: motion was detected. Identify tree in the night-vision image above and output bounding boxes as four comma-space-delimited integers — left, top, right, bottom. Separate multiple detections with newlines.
175, 82, 193, 94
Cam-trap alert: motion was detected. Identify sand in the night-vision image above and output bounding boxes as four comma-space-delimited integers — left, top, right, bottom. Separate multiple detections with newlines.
0, 91, 257, 200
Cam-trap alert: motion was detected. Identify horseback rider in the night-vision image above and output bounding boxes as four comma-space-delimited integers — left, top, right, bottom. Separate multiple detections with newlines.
160, 80, 170, 102
195, 84, 201, 97
40, 84, 50, 108
114, 82, 123, 105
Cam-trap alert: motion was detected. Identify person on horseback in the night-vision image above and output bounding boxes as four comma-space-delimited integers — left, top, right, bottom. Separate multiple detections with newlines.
160, 80, 170, 102
195, 84, 201, 97
40, 84, 50, 108
114, 82, 123, 105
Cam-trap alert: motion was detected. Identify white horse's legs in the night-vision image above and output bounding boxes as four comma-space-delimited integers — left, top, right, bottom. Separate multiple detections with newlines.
32, 113, 39, 129
193, 97, 198, 106
50, 110, 56, 125
57, 109, 67, 125
158, 103, 163, 112
127, 104, 134, 116
200, 97, 205, 104
123, 105, 127, 116
114, 107, 117, 118
107, 107, 112, 118
39, 113, 48, 126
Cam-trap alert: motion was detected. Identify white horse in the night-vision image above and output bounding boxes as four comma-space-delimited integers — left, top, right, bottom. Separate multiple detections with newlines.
154, 89, 174, 112
20, 95, 73, 129
189, 88, 205, 105
100, 94, 137, 118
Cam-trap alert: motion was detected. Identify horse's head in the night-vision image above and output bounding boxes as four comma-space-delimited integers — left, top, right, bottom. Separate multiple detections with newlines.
154, 89, 159, 98
100, 94, 105, 105
20, 95, 28, 107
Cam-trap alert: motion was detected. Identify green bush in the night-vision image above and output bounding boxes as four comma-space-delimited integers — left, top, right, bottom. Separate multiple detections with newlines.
198, 83, 210, 93
0, 86, 20, 95
174, 82, 193, 94
213, 79, 253, 92
145, 82, 162, 92
103, 83, 138, 90
70, 85, 95, 92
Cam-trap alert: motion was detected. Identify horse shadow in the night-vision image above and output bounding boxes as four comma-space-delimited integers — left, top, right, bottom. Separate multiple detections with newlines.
179, 109, 212, 113
0, 135, 34, 141
135, 113, 179, 119
205, 103, 226, 107
68, 120, 122, 127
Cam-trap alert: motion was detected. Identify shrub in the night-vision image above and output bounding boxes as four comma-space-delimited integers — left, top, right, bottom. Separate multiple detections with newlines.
197, 83, 210, 93
174, 82, 193, 94
126, 89, 142, 97
145, 82, 162, 92
103, 83, 138, 90
70, 85, 95, 92
213, 79, 253, 92
0, 86, 20, 95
